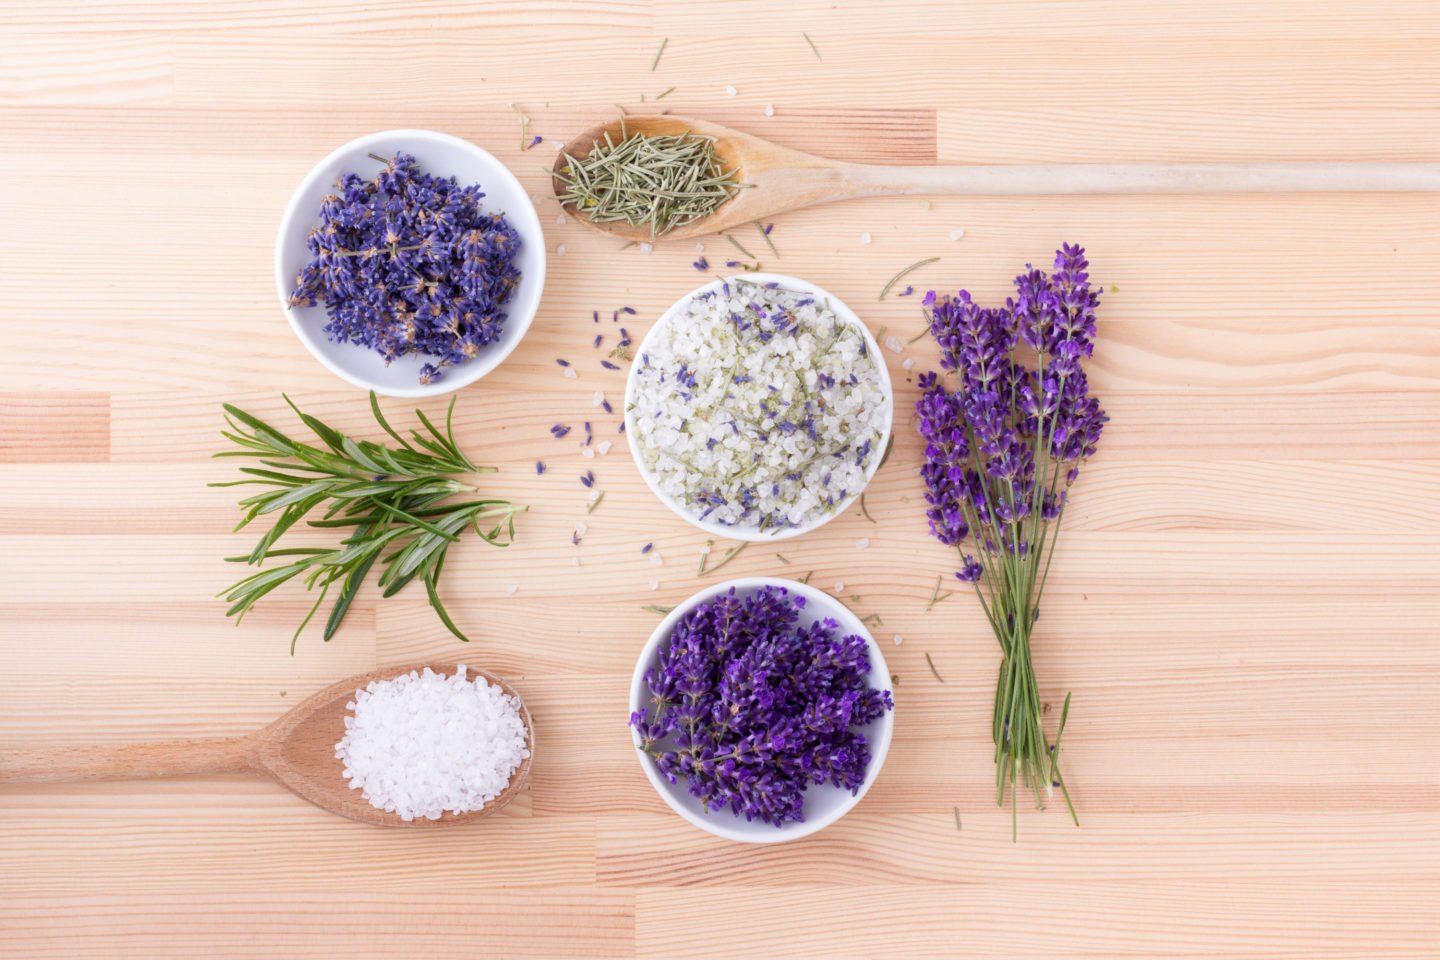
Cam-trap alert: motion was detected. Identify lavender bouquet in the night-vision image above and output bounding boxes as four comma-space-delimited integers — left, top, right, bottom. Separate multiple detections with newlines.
916, 244, 1106, 836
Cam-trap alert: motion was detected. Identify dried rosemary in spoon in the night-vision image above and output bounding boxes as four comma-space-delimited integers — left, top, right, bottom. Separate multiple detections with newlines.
554, 121, 751, 238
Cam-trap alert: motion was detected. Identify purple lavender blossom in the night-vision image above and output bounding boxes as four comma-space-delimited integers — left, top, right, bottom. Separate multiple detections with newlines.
631, 585, 893, 828
287, 152, 523, 385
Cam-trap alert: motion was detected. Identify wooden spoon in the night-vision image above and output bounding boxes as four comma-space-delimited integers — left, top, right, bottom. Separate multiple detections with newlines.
554, 115, 1440, 242
0, 663, 533, 827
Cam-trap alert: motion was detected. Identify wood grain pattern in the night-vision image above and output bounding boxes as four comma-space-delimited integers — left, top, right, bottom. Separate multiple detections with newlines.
2, 1, 1438, 957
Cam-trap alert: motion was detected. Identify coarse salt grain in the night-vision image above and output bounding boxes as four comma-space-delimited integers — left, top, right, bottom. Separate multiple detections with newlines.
593, 390, 606, 408
893, 634, 904, 646
556, 212, 567, 225
631, 280, 889, 532
649, 579, 660, 590
855, 538, 870, 550
764, 103, 775, 117
694, 242, 705, 253
859, 231, 872, 245
949, 228, 966, 241
582, 447, 595, 458
834, 580, 845, 592
639, 242, 653, 255
505, 583, 518, 596
902, 357, 915, 370
884, 335, 904, 354
725, 84, 737, 96
335, 665, 529, 822
564, 366, 577, 379
597, 440, 613, 455
557, 244, 567, 257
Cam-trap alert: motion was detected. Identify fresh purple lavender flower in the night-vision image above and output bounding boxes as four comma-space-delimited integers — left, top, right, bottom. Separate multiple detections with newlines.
915, 244, 1106, 836
535, 460, 546, 475
601, 360, 621, 370
550, 423, 571, 438
631, 585, 892, 828
693, 256, 709, 271
287, 152, 523, 385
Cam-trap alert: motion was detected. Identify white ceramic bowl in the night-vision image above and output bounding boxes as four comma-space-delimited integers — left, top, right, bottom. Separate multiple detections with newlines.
629, 577, 894, 844
274, 129, 546, 398
623, 272, 894, 541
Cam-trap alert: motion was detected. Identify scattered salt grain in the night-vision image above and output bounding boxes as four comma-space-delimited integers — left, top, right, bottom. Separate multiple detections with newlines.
649, 579, 660, 590
505, 583, 518, 596
834, 580, 845, 592
650, 552, 664, 566
639, 242, 654, 255
597, 440, 613, 455
557, 244, 567, 257
335, 665, 529, 822
574, 520, 588, 538
855, 538, 870, 551
859, 231, 872, 245
556, 212, 567, 225
949, 229, 966, 241
564, 366, 577, 379
695, 241, 706, 254
593, 390, 606, 408
893, 634, 904, 646
582, 447, 595, 458
902, 357, 916, 370
725, 84, 737, 96
764, 103, 775, 117
884, 335, 904, 354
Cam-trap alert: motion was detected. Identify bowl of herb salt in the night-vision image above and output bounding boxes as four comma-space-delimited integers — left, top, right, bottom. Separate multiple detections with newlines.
276, 129, 546, 398
625, 273, 893, 540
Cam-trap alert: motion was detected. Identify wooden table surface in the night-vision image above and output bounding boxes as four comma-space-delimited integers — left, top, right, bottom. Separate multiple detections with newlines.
3, 2, 1439, 957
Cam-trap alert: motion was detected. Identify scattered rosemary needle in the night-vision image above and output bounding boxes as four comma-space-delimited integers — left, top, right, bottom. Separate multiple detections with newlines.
510, 102, 528, 152
586, 491, 606, 513
775, 553, 791, 565
862, 612, 884, 628
798, 570, 814, 585
651, 37, 668, 71
704, 541, 749, 576
722, 232, 757, 260
879, 257, 940, 301
925, 573, 954, 611
954, 806, 963, 831
924, 652, 946, 683
642, 604, 675, 615
755, 222, 780, 259
859, 492, 878, 523
655, 86, 676, 100
802, 31, 822, 61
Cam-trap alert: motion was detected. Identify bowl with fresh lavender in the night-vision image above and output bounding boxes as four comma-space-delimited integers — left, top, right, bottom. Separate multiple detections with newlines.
276, 129, 545, 397
624, 273, 893, 540
629, 577, 894, 843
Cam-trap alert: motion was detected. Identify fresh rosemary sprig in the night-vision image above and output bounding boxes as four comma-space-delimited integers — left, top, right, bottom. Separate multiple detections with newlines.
212, 393, 524, 652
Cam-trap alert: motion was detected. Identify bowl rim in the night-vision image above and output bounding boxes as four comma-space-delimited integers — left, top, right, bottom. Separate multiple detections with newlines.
623, 272, 894, 541
273, 128, 546, 398
628, 576, 895, 844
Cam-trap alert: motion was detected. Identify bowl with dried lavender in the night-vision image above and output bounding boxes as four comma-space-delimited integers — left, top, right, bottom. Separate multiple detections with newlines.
624, 273, 893, 541
276, 129, 546, 398
629, 577, 894, 843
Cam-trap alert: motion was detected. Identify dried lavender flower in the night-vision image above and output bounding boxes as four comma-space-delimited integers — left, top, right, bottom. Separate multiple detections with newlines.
287, 152, 523, 384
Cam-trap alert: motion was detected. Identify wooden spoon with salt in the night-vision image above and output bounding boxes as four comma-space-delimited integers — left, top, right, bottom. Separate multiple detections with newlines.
0, 663, 534, 827
554, 114, 1440, 243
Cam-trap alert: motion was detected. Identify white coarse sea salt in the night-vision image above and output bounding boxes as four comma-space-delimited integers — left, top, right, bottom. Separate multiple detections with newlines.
556, 212, 567, 225
884, 335, 904, 354
855, 537, 870, 550
950, 228, 966, 241
505, 583, 518, 596
834, 580, 845, 592
581, 447, 595, 459
593, 390, 606, 408
649, 579, 660, 590
556, 244, 567, 257
597, 440, 613, 455
902, 357, 915, 370
631, 280, 889, 532
859, 231, 872, 245
893, 634, 904, 646
764, 103, 775, 117
695, 241, 705, 253
564, 366, 577, 379
639, 242, 653, 255
725, 84, 737, 96
334, 665, 529, 822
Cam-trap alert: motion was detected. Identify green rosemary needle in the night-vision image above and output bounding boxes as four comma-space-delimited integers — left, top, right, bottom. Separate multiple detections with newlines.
879, 257, 940, 301
212, 392, 524, 652
555, 126, 751, 237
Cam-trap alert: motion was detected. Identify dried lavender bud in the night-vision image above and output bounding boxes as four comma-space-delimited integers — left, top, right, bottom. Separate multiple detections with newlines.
288, 152, 523, 385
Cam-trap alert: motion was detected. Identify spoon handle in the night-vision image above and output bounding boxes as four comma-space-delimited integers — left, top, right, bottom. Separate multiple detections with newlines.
0, 735, 257, 783
838, 162, 1440, 195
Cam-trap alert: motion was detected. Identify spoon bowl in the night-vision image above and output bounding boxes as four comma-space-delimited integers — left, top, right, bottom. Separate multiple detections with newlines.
0, 662, 534, 827
554, 115, 1440, 243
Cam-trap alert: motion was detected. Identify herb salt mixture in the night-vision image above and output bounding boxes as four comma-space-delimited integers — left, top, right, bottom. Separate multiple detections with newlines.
631, 280, 889, 533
